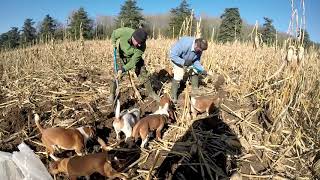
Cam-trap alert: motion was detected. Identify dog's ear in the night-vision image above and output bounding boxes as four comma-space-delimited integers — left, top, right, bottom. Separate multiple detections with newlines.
84, 126, 96, 137
90, 126, 96, 137
168, 110, 175, 123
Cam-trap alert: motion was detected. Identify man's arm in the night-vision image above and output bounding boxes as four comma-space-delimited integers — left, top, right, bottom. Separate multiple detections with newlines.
170, 40, 185, 66
122, 48, 144, 71
192, 57, 205, 73
111, 28, 121, 47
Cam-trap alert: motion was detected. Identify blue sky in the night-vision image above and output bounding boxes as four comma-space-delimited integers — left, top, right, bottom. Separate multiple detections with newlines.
0, 0, 319, 42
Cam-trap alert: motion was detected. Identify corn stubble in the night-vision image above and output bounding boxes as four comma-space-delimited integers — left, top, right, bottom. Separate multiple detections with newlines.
0, 37, 319, 179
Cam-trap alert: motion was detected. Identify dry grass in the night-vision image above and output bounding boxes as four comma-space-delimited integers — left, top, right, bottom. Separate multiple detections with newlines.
0, 38, 319, 179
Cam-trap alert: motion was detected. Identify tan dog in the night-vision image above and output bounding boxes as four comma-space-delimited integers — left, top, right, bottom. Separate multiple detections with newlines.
113, 99, 140, 143
132, 95, 174, 148
190, 95, 220, 119
49, 152, 127, 180
35, 113, 95, 160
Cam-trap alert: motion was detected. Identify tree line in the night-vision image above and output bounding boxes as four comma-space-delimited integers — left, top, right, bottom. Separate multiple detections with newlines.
0, 0, 317, 50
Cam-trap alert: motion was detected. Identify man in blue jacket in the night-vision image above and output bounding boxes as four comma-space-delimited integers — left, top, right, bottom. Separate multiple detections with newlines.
170, 37, 208, 102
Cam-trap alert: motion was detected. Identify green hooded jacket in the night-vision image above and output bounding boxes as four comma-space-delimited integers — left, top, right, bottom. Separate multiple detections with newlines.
111, 27, 146, 71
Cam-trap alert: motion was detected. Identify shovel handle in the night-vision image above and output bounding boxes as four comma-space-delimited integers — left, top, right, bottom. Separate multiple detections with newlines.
113, 47, 120, 106
113, 47, 118, 73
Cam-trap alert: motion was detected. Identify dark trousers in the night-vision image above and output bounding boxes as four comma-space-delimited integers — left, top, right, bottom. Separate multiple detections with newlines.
110, 57, 150, 100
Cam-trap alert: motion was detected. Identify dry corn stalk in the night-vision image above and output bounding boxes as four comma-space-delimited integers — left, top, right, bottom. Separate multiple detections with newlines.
254, 36, 259, 49
286, 46, 296, 63
297, 46, 304, 64
128, 71, 142, 101
0, 30, 318, 179
195, 17, 202, 38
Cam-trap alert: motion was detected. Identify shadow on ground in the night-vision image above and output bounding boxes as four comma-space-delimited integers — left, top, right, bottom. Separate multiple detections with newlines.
155, 108, 242, 180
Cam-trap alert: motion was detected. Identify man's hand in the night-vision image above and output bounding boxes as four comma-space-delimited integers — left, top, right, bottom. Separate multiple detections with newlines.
116, 69, 123, 79
184, 60, 193, 67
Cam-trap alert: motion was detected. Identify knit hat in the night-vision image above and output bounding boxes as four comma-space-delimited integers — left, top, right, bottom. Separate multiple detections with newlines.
132, 28, 148, 44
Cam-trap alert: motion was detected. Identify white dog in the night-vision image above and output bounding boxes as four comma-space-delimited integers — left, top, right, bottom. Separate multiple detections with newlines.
112, 100, 140, 143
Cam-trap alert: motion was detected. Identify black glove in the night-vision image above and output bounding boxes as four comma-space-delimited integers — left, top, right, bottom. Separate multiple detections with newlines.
184, 60, 193, 67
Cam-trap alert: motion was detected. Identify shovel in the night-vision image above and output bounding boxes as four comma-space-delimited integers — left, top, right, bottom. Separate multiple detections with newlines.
113, 48, 120, 107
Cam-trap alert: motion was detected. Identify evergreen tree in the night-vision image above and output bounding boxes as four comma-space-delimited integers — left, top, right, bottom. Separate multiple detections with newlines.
0, 27, 20, 49
54, 22, 65, 40
21, 18, 37, 45
261, 17, 276, 45
218, 8, 242, 43
6, 27, 20, 48
68, 7, 93, 39
169, 0, 194, 37
301, 29, 311, 48
115, 0, 144, 29
314, 42, 320, 50
94, 23, 105, 39
0, 33, 8, 49
39, 14, 57, 40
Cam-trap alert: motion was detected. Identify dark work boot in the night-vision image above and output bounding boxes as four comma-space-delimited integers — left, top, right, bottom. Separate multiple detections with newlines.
171, 79, 180, 103
191, 74, 199, 95
108, 80, 117, 104
138, 65, 160, 102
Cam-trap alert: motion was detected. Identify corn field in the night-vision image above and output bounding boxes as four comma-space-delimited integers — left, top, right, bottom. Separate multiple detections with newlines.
0, 38, 319, 179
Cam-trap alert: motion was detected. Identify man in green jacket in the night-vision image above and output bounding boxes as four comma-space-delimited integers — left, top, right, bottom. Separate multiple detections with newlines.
109, 27, 159, 102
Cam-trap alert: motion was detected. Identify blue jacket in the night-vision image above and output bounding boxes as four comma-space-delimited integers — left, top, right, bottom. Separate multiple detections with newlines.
170, 36, 204, 73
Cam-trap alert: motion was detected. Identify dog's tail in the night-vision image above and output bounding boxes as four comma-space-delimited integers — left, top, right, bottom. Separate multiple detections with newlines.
34, 112, 44, 133
115, 99, 121, 119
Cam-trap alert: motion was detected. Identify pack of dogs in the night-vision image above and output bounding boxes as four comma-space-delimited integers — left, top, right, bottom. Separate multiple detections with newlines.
34, 93, 219, 179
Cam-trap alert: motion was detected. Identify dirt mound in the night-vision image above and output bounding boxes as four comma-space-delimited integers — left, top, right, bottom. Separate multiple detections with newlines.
0, 104, 33, 151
